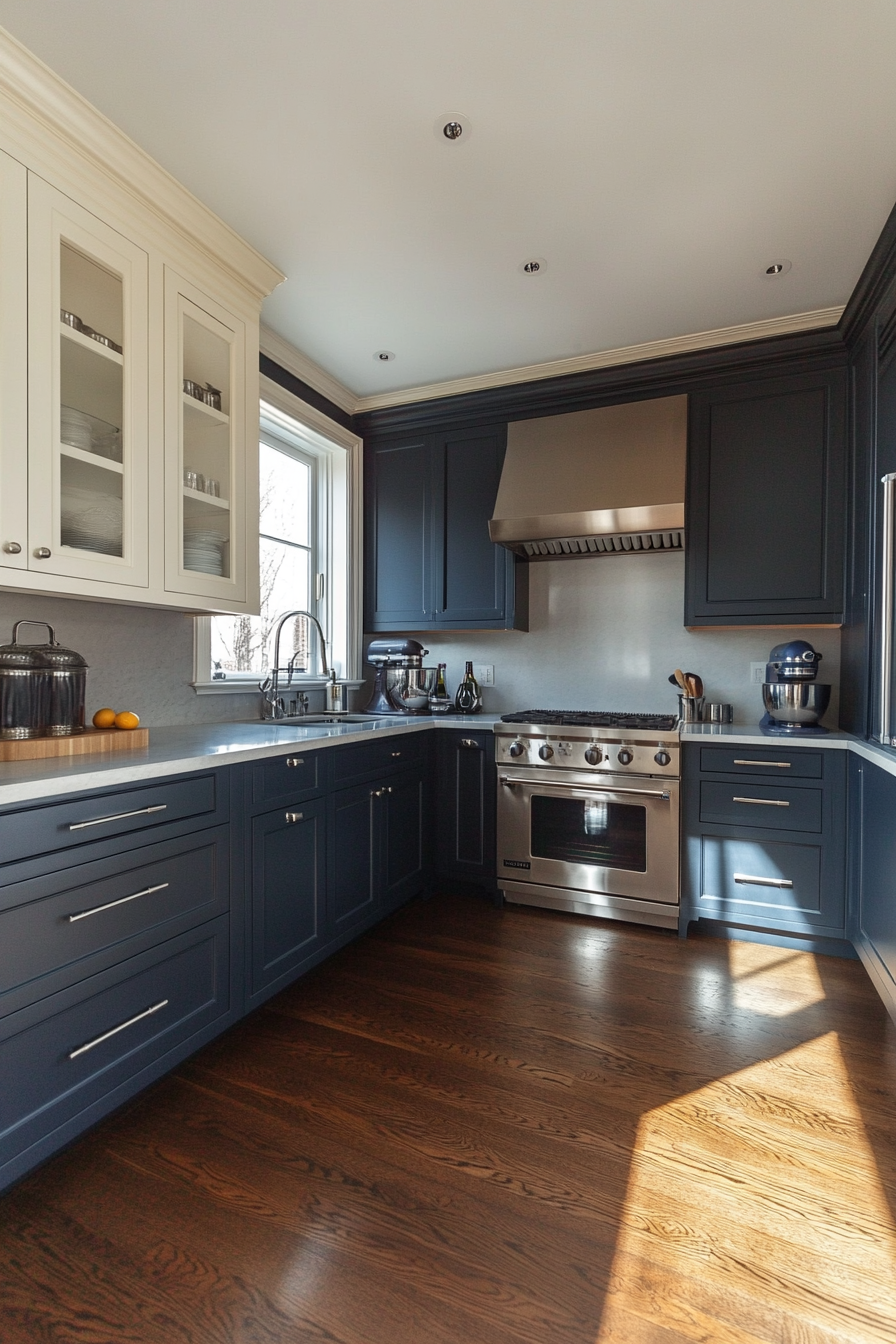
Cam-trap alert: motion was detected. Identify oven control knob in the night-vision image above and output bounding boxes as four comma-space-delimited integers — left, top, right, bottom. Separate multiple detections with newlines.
584, 746, 602, 765
509, 741, 525, 758
539, 744, 554, 760
654, 749, 671, 767
617, 748, 634, 765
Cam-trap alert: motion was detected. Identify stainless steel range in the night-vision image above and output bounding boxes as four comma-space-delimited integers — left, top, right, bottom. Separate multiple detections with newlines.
495, 710, 680, 930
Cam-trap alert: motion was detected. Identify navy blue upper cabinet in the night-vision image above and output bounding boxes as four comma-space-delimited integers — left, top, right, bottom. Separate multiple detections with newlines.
685, 369, 847, 626
364, 424, 527, 631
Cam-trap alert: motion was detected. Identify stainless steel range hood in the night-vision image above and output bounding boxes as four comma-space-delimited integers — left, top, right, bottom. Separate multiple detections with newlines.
489, 395, 687, 559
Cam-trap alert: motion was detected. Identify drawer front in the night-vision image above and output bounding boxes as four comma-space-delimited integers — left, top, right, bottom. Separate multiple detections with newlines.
252, 750, 324, 806
0, 828, 229, 1017
0, 775, 219, 869
699, 780, 822, 833
0, 919, 229, 1165
699, 747, 823, 779
699, 835, 824, 923
332, 732, 423, 786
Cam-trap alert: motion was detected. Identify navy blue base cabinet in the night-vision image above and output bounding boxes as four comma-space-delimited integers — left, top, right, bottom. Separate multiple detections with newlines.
850, 754, 896, 1021
248, 797, 328, 1005
0, 768, 239, 1194
364, 424, 528, 632
434, 727, 497, 895
681, 743, 852, 955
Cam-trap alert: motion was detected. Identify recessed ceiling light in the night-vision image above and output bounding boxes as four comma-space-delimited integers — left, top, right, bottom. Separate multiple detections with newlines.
373, 350, 395, 362
763, 259, 792, 277
519, 257, 547, 275
433, 112, 471, 144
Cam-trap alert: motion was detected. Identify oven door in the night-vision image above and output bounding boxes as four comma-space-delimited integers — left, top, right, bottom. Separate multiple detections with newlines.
497, 768, 679, 905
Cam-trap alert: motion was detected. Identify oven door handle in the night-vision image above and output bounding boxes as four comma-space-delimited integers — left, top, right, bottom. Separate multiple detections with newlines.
499, 776, 671, 801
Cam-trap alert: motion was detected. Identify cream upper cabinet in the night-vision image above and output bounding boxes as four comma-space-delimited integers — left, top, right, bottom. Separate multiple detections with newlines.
164, 268, 258, 610
0, 32, 283, 614
27, 175, 150, 589
0, 149, 27, 572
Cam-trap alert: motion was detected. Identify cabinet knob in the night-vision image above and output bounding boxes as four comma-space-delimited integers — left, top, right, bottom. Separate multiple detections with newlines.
33, 547, 51, 559
460, 738, 480, 748
2, 541, 21, 554
391, 751, 402, 758
285, 811, 304, 824
285, 757, 305, 767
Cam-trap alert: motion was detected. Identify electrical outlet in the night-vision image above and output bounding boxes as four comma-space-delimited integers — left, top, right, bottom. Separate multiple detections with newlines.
475, 664, 495, 686
750, 662, 766, 685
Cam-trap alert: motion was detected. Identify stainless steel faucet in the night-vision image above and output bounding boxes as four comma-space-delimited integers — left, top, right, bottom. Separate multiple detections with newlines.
259, 609, 330, 720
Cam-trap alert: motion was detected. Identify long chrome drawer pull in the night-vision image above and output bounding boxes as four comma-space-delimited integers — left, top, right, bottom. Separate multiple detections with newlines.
733, 760, 791, 768
68, 804, 167, 831
68, 999, 168, 1060
68, 882, 170, 923
733, 873, 794, 888
285, 811, 304, 823
732, 796, 790, 807
499, 776, 670, 800
285, 757, 305, 767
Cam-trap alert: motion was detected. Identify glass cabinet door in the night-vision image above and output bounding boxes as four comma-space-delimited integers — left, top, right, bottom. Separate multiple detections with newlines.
164, 268, 249, 606
0, 149, 27, 572
27, 175, 149, 587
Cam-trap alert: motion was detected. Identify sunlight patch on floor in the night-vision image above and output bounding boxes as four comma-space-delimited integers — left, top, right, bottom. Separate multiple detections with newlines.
595, 1030, 896, 1343
727, 941, 827, 1017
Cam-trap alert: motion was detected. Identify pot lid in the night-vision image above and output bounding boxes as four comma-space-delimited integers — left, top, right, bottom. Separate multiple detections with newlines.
0, 620, 88, 671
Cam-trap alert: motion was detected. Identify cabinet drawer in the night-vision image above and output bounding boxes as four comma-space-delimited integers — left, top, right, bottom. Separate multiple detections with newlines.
699, 836, 823, 922
698, 747, 823, 779
251, 750, 324, 806
0, 919, 229, 1167
699, 780, 822, 833
0, 828, 229, 1018
332, 732, 423, 786
0, 774, 219, 869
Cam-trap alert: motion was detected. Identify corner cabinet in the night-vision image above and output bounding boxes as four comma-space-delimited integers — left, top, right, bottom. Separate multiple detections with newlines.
685, 368, 847, 626
364, 424, 528, 632
0, 59, 281, 614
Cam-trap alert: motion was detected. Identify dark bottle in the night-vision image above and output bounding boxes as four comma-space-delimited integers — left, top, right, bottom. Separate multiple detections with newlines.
454, 661, 482, 714
434, 663, 449, 699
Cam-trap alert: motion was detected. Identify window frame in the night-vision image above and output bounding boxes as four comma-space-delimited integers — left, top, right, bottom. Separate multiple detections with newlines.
192, 375, 363, 694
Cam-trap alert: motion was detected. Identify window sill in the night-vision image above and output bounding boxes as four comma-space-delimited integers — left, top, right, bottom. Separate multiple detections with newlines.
192, 678, 366, 696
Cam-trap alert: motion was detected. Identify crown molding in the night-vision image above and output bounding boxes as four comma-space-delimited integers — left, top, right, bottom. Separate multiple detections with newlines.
353, 307, 845, 413
259, 326, 357, 414
0, 25, 284, 302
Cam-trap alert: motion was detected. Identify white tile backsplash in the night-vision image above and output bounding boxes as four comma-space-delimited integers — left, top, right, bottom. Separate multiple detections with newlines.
401, 551, 841, 726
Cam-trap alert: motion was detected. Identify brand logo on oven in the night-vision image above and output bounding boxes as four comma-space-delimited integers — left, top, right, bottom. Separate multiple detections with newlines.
503, 859, 531, 869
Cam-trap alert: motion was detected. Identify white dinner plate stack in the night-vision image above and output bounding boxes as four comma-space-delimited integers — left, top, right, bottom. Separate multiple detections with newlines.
183, 528, 225, 576
61, 485, 122, 555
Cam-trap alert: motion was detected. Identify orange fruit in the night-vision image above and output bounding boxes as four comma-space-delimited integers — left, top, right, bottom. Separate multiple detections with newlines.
114, 711, 140, 730
92, 707, 116, 728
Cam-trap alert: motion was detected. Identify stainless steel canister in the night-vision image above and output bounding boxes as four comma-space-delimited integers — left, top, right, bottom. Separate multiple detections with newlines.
0, 622, 51, 738
677, 694, 704, 723
20, 622, 89, 735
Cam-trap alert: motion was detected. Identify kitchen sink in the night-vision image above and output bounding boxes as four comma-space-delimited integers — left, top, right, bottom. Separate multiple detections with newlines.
270, 713, 389, 725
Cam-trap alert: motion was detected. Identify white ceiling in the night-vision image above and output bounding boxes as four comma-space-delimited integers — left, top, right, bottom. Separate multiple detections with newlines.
2, 0, 896, 401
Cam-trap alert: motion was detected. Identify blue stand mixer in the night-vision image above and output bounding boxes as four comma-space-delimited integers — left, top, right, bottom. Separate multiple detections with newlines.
759, 639, 830, 736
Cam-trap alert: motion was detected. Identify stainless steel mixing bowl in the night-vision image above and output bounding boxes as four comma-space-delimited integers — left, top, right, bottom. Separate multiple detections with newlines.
762, 682, 831, 726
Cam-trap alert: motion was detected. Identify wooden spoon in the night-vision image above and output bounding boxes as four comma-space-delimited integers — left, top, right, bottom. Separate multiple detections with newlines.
673, 669, 688, 692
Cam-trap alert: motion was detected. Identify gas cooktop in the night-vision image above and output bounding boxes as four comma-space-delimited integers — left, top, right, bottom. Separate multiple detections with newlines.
500, 710, 678, 730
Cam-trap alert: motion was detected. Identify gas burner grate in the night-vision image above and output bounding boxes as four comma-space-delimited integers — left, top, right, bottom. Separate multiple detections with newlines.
500, 710, 678, 730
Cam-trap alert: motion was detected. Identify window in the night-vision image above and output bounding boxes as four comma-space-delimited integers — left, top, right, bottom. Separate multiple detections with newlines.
210, 434, 318, 679
193, 379, 362, 693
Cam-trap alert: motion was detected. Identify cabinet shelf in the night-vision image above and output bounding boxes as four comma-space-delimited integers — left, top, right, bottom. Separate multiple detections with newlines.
60, 323, 123, 365
182, 392, 229, 426
60, 443, 124, 475
182, 485, 230, 509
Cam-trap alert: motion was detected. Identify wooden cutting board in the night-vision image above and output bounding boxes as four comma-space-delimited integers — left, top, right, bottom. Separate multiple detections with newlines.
0, 726, 149, 761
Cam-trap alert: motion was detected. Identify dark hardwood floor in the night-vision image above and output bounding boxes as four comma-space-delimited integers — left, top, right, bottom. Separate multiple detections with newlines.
2, 891, 896, 1343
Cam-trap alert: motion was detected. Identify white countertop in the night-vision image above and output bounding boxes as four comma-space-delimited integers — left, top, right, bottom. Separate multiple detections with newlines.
4, 712, 896, 807
0, 715, 501, 807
